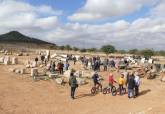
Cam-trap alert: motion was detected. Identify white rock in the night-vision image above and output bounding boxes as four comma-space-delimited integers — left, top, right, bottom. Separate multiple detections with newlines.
15, 69, 20, 74
76, 78, 86, 85
4, 56, 10, 65
50, 53, 57, 59
20, 69, 25, 74
46, 50, 50, 56
26, 64, 30, 68
141, 58, 145, 63
148, 59, 153, 64
9, 68, 15, 72
64, 70, 71, 78
49, 73, 58, 78
31, 68, 38, 76
75, 55, 80, 60
161, 77, 165, 82
31, 61, 37, 68
55, 78, 63, 84
12, 57, 18, 65
0, 57, 4, 63
60, 54, 67, 58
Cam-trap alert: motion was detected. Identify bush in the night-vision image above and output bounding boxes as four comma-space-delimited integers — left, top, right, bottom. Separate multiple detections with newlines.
80, 48, 87, 53
140, 49, 154, 58
128, 49, 139, 55
101, 45, 116, 55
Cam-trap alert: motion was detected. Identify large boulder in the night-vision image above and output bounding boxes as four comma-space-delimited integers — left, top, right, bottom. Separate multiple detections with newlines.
31, 68, 38, 77
4, 56, 10, 65
64, 70, 71, 78
76, 78, 86, 85
50, 53, 57, 59
55, 78, 63, 85
161, 77, 165, 82
12, 57, 18, 65
0, 57, 4, 63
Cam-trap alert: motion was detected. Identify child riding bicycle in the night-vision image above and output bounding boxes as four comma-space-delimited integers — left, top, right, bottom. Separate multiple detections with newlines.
108, 73, 117, 87
92, 72, 102, 91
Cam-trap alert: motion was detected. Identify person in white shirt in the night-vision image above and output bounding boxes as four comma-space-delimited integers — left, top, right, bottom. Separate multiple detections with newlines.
134, 72, 140, 97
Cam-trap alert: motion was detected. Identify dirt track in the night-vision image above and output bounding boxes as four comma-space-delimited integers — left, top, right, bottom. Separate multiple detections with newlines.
0, 62, 165, 114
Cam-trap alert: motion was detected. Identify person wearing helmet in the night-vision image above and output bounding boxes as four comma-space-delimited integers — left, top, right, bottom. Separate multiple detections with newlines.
92, 72, 102, 91
108, 73, 116, 87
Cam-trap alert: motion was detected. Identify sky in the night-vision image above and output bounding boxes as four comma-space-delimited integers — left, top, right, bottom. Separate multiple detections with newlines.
0, 0, 165, 50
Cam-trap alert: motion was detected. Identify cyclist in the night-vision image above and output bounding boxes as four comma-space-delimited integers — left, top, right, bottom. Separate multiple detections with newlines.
108, 73, 117, 87
92, 72, 102, 91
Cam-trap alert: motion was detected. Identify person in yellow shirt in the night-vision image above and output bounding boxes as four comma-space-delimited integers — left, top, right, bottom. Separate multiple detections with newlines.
118, 74, 125, 95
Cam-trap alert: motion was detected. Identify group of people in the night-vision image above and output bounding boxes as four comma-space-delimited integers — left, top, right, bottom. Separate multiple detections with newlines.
68, 70, 141, 100
93, 70, 141, 98
49, 60, 70, 74
80, 56, 129, 72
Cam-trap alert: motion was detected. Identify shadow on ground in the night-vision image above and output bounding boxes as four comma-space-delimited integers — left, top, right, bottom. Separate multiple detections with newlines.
76, 93, 94, 99
139, 89, 151, 96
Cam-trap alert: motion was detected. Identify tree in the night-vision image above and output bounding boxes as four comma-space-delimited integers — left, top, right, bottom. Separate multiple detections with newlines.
117, 50, 126, 54
64, 45, 72, 51
58, 46, 65, 50
87, 48, 97, 52
101, 45, 116, 55
128, 49, 139, 55
158, 51, 165, 56
73, 47, 79, 51
140, 49, 154, 58
49, 44, 57, 50
80, 48, 87, 53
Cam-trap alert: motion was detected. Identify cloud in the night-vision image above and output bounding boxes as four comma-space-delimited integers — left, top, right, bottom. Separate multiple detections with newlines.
0, 0, 165, 50
0, 0, 61, 41
150, 0, 165, 19
68, 0, 158, 21
0, 0, 61, 30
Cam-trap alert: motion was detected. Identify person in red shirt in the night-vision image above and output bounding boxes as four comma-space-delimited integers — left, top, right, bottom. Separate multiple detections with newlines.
108, 73, 116, 87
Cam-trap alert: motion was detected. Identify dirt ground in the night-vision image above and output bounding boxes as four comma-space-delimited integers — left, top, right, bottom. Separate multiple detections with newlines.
0, 53, 165, 114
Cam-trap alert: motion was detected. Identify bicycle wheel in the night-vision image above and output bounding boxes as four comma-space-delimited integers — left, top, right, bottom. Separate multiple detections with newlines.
103, 88, 108, 94
107, 88, 111, 94
91, 87, 96, 95
111, 86, 117, 96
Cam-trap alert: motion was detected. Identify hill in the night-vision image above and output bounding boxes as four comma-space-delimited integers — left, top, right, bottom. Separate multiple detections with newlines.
0, 31, 54, 45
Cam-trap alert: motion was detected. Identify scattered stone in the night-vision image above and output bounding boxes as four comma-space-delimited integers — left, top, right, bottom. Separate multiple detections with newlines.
76, 78, 86, 85
9, 68, 16, 72
55, 78, 63, 84
50, 53, 57, 59
31, 61, 37, 68
12, 57, 18, 65
49, 73, 58, 78
20, 69, 25, 74
24, 53, 29, 56
31, 68, 38, 76
161, 77, 165, 82
4, 56, 10, 65
15, 69, 21, 74
64, 70, 71, 78
0, 57, 4, 63
17, 53, 23, 56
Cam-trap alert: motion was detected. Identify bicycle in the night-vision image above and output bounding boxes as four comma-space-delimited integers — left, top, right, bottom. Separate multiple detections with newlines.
91, 83, 102, 95
112, 86, 126, 96
102, 85, 116, 96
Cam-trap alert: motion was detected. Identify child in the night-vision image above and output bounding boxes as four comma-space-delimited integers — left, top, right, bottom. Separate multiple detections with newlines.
108, 73, 116, 87
118, 74, 125, 95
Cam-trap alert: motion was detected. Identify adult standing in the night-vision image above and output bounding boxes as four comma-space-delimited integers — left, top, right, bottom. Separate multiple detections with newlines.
69, 72, 78, 99
134, 72, 140, 97
127, 73, 135, 98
